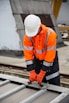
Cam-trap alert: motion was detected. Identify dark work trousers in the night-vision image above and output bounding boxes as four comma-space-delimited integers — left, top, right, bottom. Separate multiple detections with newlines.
33, 51, 60, 86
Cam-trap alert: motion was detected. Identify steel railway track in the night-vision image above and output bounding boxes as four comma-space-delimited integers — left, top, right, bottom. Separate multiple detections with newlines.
0, 64, 69, 88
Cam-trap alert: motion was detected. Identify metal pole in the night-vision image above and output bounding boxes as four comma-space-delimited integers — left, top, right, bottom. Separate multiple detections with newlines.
19, 89, 47, 103
50, 92, 68, 103
0, 80, 10, 87
0, 85, 25, 100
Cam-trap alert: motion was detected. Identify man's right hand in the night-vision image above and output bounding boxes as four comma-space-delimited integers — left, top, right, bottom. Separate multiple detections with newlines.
29, 70, 37, 82
37, 69, 46, 84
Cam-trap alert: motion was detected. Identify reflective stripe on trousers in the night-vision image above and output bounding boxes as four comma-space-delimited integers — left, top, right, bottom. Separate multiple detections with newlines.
45, 71, 59, 80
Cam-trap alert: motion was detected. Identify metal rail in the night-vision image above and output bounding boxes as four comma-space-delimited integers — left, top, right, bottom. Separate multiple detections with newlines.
0, 64, 69, 87
0, 74, 69, 103
0, 79, 10, 87
19, 89, 47, 103
50, 92, 68, 103
0, 85, 25, 100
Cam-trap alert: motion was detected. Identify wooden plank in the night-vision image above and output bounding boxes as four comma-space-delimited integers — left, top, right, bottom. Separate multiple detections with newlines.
58, 26, 69, 31
0, 56, 26, 68
52, 0, 63, 19
60, 77, 69, 88
0, 67, 29, 78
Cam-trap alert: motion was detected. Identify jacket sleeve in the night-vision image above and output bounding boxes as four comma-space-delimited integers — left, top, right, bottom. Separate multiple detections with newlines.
23, 35, 34, 71
42, 29, 57, 71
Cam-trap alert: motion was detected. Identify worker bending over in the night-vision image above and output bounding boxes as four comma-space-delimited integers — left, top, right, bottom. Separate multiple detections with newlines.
23, 14, 60, 86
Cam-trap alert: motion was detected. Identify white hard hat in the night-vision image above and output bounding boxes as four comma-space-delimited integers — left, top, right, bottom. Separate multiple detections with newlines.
24, 14, 41, 37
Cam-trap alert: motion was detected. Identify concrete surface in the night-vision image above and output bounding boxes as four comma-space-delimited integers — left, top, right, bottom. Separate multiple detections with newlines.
57, 44, 69, 75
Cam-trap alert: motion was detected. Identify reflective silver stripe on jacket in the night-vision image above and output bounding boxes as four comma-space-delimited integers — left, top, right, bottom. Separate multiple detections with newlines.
47, 46, 56, 51
46, 71, 59, 80
44, 28, 55, 48
36, 46, 56, 54
43, 61, 53, 67
47, 28, 54, 34
26, 60, 33, 65
23, 46, 33, 50
36, 48, 47, 54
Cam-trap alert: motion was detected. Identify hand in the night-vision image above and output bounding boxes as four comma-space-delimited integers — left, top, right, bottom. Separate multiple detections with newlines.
37, 70, 46, 84
29, 70, 37, 82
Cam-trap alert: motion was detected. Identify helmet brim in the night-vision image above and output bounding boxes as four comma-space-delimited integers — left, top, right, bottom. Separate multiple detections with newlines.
25, 28, 39, 37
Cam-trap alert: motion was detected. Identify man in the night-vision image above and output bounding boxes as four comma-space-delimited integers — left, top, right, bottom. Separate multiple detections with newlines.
23, 14, 60, 86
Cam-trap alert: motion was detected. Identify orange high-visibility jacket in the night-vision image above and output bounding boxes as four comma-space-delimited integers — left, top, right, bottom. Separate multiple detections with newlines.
23, 24, 57, 71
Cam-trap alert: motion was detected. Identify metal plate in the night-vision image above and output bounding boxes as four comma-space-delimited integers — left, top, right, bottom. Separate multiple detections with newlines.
0, 74, 69, 103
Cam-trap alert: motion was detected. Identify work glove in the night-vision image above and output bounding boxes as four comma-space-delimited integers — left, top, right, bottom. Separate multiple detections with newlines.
29, 70, 37, 82
37, 69, 46, 84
